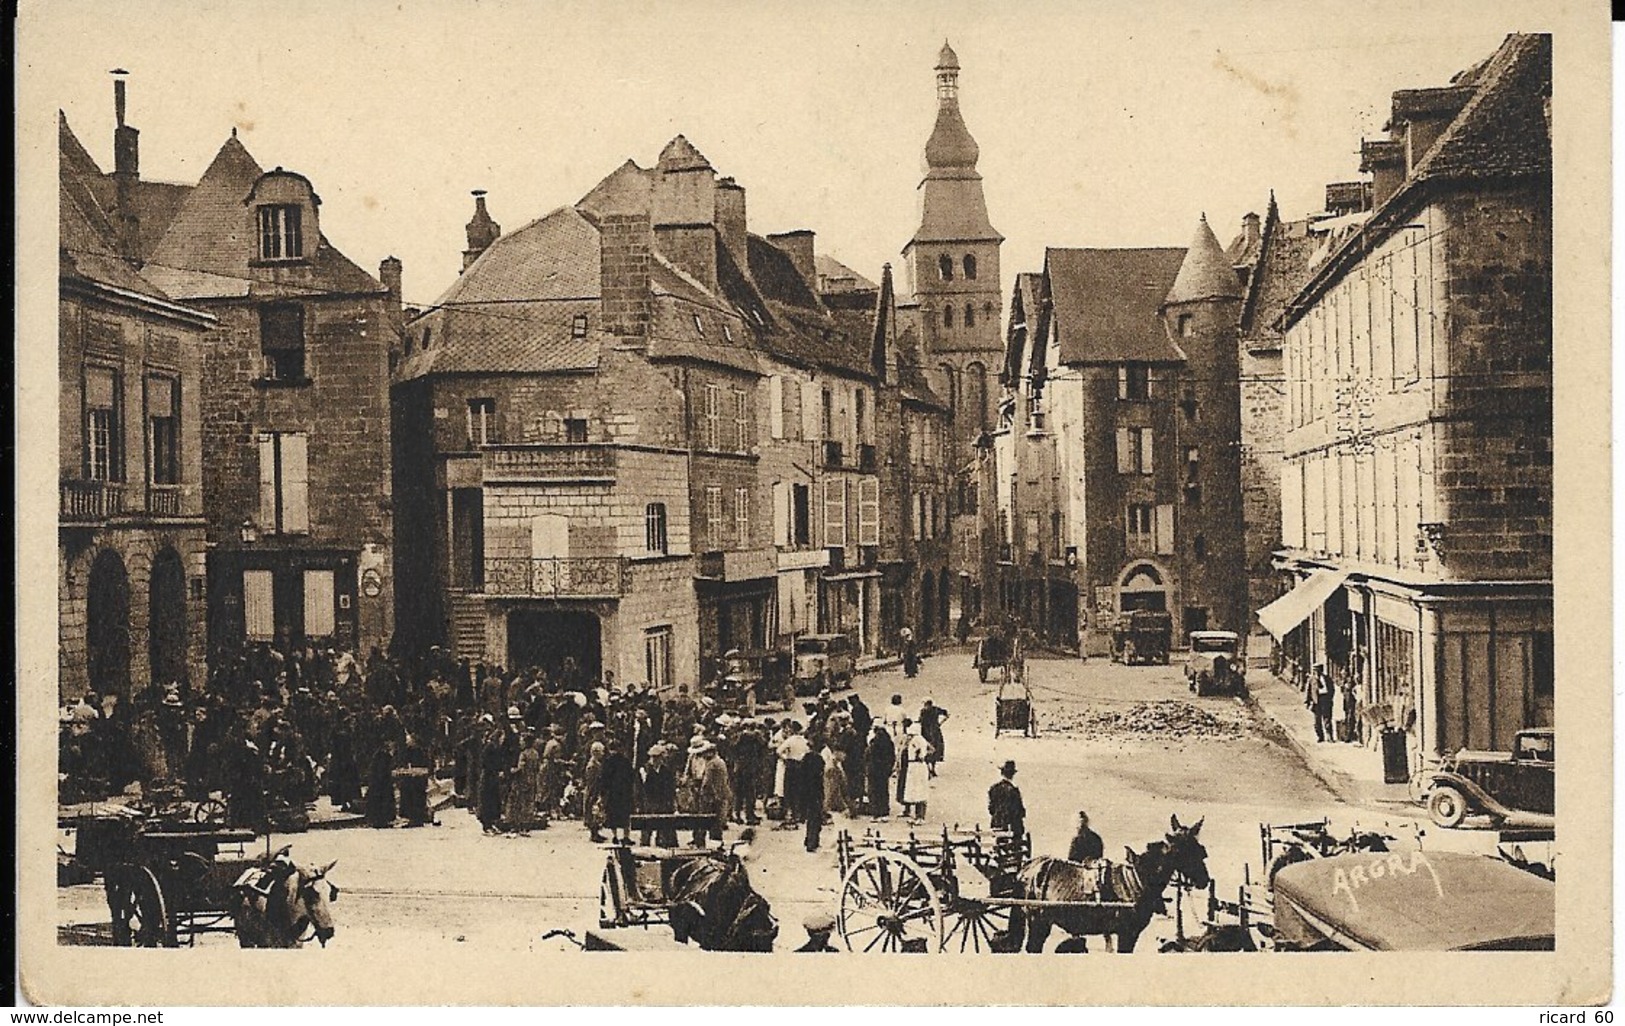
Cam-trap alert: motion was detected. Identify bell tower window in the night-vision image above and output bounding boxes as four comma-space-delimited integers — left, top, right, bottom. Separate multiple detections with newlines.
963, 254, 977, 280
938, 255, 954, 282
943, 306, 954, 329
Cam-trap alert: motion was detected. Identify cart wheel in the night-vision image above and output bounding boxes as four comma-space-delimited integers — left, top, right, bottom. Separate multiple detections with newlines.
1427, 786, 1469, 829
838, 851, 943, 953
943, 898, 1016, 953
192, 798, 229, 825
107, 865, 173, 947
599, 858, 626, 929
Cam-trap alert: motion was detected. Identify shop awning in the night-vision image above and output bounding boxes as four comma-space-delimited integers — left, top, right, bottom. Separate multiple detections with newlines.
1256, 569, 1352, 640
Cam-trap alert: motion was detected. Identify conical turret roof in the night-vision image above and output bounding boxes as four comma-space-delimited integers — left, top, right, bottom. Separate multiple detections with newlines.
1165, 215, 1244, 305
936, 41, 960, 71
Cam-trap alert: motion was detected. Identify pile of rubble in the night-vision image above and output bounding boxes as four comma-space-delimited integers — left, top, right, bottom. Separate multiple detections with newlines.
1047, 700, 1248, 741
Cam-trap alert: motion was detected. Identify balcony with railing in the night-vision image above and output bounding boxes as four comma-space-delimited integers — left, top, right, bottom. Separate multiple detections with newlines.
482, 445, 617, 481
146, 484, 183, 516
483, 556, 627, 598
61, 480, 126, 522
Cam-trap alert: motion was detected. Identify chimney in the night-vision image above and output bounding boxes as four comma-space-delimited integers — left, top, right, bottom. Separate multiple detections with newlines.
379, 257, 403, 308
1388, 86, 1474, 173
1241, 212, 1261, 252
715, 177, 747, 262
1360, 140, 1407, 210
462, 190, 500, 271
600, 213, 652, 339
651, 137, 719, 292
1324, 181, 1371, 216
767, 230, 816, 287
110, 69, 141, 260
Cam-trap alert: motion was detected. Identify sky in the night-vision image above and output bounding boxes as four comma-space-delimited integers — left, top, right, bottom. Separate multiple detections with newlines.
27, 1, 1529, 309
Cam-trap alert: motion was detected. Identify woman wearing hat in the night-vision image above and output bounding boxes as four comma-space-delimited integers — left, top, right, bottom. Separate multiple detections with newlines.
582, 741, 608, 843
899, 723, 933, 823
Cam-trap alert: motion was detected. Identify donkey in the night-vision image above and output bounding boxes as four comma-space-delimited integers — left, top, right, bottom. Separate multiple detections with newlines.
231, 851, 339, 948
1009, 814, 1211, 953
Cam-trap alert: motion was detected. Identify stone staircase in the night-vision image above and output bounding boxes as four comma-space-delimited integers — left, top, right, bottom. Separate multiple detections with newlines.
448, 589, 486, 662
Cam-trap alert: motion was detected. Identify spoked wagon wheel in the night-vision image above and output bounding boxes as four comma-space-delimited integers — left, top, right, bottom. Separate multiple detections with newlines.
838, 851, 943, 953
599, 858, 627, 929
943, 897, 1016, 952
107, 866, 174, 947
192, 798, 229, 826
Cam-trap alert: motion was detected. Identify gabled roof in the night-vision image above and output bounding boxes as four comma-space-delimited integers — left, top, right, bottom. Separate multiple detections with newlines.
1411, 33, 1550, 182
814, 253, 877, 292
1235, 203, 1318, 345
1001, 271, 1045, 387
144, 134, 384, 300
896, 326, 946, 410
1045, 248, 1187, 365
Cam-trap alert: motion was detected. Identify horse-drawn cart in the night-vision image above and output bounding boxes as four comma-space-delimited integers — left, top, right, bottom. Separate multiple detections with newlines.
597, 814, 778, 951
65, 810, 336, 947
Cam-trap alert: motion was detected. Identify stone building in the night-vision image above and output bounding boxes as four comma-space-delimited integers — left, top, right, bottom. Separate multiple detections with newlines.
996, 217, 1250, 655
1262, 33, 1552, 761
901, 41, 1003, 629
58, 97, 215, 700
393, 137, 943, 688
120, 137, 398, 660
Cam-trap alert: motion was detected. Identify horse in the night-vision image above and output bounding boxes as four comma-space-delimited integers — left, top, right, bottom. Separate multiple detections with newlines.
665, 851, 778, 952
231, 849, 339, 948
1008, 814, 1211, 954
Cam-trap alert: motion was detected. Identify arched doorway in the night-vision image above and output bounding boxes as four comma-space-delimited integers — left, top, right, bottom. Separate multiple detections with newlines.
920, 570, 935, 640
1117, 562, 1168, 613
149, 547, 188, 688
86, 549, 132, 697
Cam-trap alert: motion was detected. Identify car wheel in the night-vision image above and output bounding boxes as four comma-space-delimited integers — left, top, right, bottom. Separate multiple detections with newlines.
1427, 786, 1469, 829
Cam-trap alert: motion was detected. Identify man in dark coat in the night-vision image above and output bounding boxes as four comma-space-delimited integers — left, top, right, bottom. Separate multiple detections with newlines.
864, 725, 895, 821
800, 744, 826, 852
601, 739, 637, 843
638, 743, 679, 847
326, 715, 362, 810
918, 700, 949, 776
987, 760, 1025, 839
1311, 664, 1336, 742
730, 724, 768, 825
477, 729, 508, 834
847, 693, 872, 741
1068, 810, 1104, 862
365, 744, 397, 828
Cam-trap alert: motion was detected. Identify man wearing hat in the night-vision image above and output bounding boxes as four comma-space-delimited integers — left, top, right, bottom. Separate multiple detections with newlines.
1311, 663, 1335, 743
1068, 810, 1104, 863
796, 913, 840, 952
987, 760, 1025, 839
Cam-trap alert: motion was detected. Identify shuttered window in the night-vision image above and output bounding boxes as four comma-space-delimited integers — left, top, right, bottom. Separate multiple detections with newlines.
705, 486, 724, 550
735, 486, 751, 548
257, 432, 309, 534
858, 477, 880, 546
772, 482, 789, 546
703, 385, 721, 450
1154, 504, 1176, 555
768, 376, 785, 439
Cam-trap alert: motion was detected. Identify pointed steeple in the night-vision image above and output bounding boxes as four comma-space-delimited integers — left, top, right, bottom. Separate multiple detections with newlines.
925, 40, 979, 173
1165, 215, 1244, 306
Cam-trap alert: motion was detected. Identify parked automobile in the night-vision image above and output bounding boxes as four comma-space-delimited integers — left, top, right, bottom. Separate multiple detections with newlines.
1422, 728, 1554, 830
720, 647, 795, 713
1185, 630, 1245, 696
793, 634, 856, 695
1111, 610, 1172, 665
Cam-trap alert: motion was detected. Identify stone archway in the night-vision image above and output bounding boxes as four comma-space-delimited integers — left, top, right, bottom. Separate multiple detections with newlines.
87, 549, 131, 697
149, 547, 188, 688
1117, 561, 1169, 613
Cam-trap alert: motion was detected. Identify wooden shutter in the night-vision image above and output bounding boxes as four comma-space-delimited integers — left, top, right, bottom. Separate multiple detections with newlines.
1139, 429, 1155, 475
243, 569, 275, 639
768, 376, 784, 439
303, 569, 336, 637
1116, 429, 1134, 474
858, 477, 880, 546
281, 433, 310, 533
801, 381, 820, 439
257, 434, 278, 529
1155, 504, 1175, 555
772, 482, 789, 546
823, 477, 847, 549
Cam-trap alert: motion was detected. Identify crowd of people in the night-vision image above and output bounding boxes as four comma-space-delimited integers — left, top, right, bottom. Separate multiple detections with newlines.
58, 640, 961, 857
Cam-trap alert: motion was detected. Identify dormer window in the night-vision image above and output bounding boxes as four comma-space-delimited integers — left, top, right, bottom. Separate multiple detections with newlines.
722, 323, 734, 344
256, 204, 303, 261
1177, 313, 1194, 337
692, 313, 706, 337
571, 313, 588, 340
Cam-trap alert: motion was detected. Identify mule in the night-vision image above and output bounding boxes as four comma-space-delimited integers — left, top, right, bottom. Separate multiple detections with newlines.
1009, 814, 1210, 954
666, 852, 778, 952
231, 851, 339, 948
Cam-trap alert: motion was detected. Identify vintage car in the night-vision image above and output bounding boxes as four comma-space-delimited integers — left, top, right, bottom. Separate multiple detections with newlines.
1422, 728, 1554, 830
1271, 850, 1554, 951
720, 647, 795, 713
1111, 610, 1172, 665
793, 634, 856, 695
1185, 630, 1245, 696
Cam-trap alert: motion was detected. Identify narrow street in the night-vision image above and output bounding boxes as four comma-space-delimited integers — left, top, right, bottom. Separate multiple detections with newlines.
60, 648, 1439, 954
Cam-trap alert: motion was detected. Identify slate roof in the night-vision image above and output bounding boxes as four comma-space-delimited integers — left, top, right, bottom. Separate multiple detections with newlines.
814, 253, 877, 292
896, 325, 946, 410
144, 134, 385, 301
1045, 248, 1187, 365
1411, 33, 1550, 182
1165, 217, 1244, 305
1000, 271, 1045, 387
395, 207, 603, 380
1239, 214, 1318, 345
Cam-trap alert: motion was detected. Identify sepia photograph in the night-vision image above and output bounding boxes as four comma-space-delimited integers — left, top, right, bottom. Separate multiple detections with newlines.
14, 0, 1611, 1008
